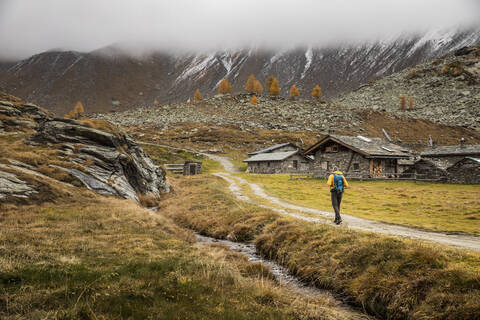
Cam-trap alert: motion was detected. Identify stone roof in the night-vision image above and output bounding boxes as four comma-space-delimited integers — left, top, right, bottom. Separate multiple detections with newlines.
244, 150, 301, 162
466, 157, 480, 164
305, 134, 410, 158
248, 143, 296, 155
421, 145, 480, 157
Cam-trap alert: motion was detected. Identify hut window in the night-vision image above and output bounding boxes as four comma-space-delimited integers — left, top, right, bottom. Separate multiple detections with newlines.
325, 144, 339, 153
267, 162, 270, 167
353, 163, 360, 171
293, 160, 298, 169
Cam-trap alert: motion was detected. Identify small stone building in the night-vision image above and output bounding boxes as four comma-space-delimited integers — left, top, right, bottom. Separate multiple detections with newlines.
244, 149, 312, 174
403, 159, 448, 181
447, 157, 480, 184
304, 135, 410, 177
421, 142, 480, 169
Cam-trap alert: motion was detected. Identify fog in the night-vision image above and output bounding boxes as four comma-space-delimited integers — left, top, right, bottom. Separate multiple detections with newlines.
0, 0, 479, 60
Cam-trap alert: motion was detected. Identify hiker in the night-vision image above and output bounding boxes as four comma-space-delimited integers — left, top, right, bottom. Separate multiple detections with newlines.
327, 167, 349, 225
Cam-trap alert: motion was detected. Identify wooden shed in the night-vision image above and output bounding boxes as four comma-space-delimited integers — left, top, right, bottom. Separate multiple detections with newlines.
244, 150, 312, 174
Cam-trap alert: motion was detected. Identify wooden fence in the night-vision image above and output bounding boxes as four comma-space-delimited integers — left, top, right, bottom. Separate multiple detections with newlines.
290, 171, 444, 182
164, 164, 184, 175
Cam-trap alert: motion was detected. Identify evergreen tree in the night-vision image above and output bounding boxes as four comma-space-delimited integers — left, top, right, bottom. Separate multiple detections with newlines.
311, 85, 322, 99
245, 74, 256, 94
269, 77, 280, 96
253, 80, 263, 94
194, 89, 203, 103
289, 85, 300, 99
250, 95, 258, 105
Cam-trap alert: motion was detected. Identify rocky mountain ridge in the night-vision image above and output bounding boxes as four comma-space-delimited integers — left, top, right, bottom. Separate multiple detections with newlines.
0, 91, 169, 203
1, 28, 479, 116
335, 46, 480, 130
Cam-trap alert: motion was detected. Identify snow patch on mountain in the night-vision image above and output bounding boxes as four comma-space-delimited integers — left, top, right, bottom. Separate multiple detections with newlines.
301, 48, 313, 79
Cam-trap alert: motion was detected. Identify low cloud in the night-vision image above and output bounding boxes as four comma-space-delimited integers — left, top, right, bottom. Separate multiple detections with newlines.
0, 0, 479, 60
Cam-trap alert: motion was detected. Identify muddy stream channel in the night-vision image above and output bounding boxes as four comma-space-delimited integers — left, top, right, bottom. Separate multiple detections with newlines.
195, 234, 373, 320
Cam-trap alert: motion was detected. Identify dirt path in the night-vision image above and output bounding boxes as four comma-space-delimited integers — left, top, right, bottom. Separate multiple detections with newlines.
139, 142, 480, 251
210, 156, 480, 252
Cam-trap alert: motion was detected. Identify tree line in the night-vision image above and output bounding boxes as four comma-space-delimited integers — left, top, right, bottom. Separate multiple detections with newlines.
193, 74, 323, 104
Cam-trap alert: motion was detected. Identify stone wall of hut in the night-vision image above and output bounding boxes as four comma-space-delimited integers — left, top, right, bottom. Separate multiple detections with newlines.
447, 159, 480, 184
246, 155, 311, 174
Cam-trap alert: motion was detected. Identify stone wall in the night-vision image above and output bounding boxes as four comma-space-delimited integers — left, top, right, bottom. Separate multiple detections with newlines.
313, 142, 370, 175
246, 154, 311, 174
447, 159, 480, 184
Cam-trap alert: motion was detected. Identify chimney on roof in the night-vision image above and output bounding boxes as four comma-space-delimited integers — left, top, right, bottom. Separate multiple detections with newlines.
460, 138, 466, 148
328, 128, 335, 135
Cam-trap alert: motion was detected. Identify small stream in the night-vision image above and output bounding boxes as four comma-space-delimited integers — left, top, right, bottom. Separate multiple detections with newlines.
195, 234, 373, 320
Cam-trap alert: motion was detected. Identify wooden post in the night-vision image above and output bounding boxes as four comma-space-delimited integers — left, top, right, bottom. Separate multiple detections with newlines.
369, 159, 373, 176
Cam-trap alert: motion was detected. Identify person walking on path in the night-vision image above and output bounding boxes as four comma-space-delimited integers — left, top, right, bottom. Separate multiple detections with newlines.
327, 167, 349, 224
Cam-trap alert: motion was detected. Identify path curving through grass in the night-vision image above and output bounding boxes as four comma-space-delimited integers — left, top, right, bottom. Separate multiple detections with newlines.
208, 155, 480, 251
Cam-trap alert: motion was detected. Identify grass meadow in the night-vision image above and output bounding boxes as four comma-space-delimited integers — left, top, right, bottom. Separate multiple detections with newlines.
235, 173, 480, 236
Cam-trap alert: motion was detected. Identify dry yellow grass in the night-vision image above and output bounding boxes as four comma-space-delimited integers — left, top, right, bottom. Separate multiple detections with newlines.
0, 179, 347, 319
163, 174, 480, 320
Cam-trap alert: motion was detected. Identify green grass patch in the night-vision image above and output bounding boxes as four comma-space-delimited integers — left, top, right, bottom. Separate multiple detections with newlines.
235, 173, 480, 236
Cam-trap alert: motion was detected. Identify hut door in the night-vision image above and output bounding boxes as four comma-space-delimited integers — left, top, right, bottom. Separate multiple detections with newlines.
189, 163, 196, 175
293, 160, 298, 170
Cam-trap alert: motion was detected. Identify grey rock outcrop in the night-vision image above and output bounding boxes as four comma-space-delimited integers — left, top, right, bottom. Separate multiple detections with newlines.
0, 92, 169, 202
0, 169, 38, 200
30, 118, 169, 201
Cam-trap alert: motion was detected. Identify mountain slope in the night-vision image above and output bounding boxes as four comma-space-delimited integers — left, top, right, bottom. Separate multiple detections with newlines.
1, 28, 479, 115
335, 45, 480, 130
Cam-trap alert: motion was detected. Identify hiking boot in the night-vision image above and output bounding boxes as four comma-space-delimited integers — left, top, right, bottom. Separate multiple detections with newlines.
334, 219, 342, 225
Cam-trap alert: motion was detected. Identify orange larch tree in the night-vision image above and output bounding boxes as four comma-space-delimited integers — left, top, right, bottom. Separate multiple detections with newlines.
269, 77, 280, 96
250, 95, 258, 105
311, 85, 322, 99
194, 89, 203, 103
245, 74, 256, 94
289, 85, 300, 99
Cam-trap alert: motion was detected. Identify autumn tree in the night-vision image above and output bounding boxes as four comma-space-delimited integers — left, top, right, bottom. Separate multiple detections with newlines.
253, 80, 263, 94
65, 101, 85, 119
250, 95, 258, 105
73, 101, 85, 117
269, 77, 280, 96
218, 78, 232, 94
289, 85, 300, 99
245, 74, 257, 94
193, 89, 203, 103
265, 76, 275, 93
399, 95, 407, 110
408, 97, 414, 110
154, 99, 159, 105
311, 85, 322, 99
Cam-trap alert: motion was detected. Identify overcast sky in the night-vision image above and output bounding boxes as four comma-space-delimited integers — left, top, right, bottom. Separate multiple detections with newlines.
0, 0, 479, 60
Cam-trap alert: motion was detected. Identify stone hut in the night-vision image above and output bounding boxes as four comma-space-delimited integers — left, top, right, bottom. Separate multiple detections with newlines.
421, 141, 480, 169
403, 159, 448, 181
304, 135, 410, 177
244, 148, 312, 174
446, 157, 480, 184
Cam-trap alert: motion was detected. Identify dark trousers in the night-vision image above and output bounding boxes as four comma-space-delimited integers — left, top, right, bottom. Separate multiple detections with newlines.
331, 190, 343, 222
